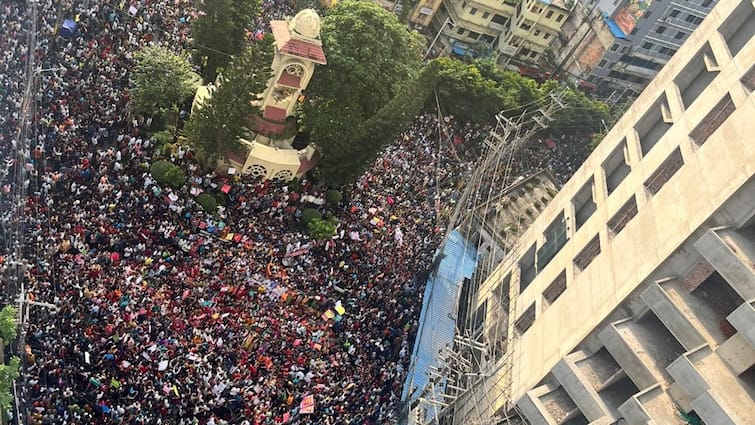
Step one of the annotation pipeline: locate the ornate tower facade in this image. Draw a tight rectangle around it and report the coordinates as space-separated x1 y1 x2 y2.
248 10 327 155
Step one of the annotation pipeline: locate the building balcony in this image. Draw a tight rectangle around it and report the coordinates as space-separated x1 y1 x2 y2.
518 8 564 32
660 16 700 32
643 32 684 48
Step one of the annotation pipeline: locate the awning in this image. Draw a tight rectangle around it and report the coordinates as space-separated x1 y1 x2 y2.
452 45 468 55
603 13 626 39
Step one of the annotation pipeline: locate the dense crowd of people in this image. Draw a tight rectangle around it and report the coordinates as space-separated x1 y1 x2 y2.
0 1 590 424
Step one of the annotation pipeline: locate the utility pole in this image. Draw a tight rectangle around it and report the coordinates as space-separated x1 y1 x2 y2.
424 16 453 61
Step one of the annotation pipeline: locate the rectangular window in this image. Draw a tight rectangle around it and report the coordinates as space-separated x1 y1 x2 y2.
482 12 490 19
546 10 554 19
636 95 672 156
675 44 719 109
480 34 496 44
670 9 680 17
675 31 686 39
607 196 638 236
472 300 487 334
556 14 564 22
574 236 601 271
492 14 508 24
599 59 607 67
718 1 754 57
742 64 755 92
521 22 532 30
519 245 537 293
515 303 536 334
573 178 596 230
689 94 736 146
645 148 684 195
702 0 713 7
620 45 628 53
534 29 541 36
543 270 567 305
457 27 466 35
537 213 568 271
468 31 481 40
685 14 703 24
642 42 654 49
602 139 631 194
543 33 550 39
470 7 478 15
656 25 667 34
610 43 619 51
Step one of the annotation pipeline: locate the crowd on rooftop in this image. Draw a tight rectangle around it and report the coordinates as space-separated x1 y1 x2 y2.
0 1 590 424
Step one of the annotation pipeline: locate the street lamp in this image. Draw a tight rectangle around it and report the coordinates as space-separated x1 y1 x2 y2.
423 16 455 61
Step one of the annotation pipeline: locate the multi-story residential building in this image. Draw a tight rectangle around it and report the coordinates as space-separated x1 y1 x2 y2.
417 0 571 64
497 0 572 65
414 0 755 423
557 0 720 98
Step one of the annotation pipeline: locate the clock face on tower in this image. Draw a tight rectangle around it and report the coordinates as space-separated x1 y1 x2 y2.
284 64 305 77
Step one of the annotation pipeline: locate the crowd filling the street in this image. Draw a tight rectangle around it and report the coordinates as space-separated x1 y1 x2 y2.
0 1 591 424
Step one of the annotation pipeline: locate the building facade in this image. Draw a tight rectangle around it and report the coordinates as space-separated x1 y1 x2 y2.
418 0 571 64
432 0 755 423
558 0 720 98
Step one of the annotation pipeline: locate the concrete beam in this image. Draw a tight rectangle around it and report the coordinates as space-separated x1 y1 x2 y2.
598 320 658 390
552 358 615 422
694 230 755 300
640 282 707 350
726 299 755 349
516 387 558 425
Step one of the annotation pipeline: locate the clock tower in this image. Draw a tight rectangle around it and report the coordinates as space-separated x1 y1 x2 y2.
253 9 327 149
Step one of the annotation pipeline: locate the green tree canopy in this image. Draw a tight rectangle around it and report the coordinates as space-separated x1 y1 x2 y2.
0 356 19 411
0 305 16 344
301 0 424 183
184 36 275 166
540 80 611 138
130 46 200 117
193 0 261 82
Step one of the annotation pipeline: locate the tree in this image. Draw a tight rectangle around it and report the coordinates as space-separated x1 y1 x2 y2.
307 218 337 240
130 46 200 122
184 36 275 166
193 0 261 82
540 80 610 138
431 57 509 124
0 356 18 412
150 160 186 188
301 0 424 183
0 306 16 344
197 193 218 212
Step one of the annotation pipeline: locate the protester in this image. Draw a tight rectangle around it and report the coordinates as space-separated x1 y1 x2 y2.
0 2 587 424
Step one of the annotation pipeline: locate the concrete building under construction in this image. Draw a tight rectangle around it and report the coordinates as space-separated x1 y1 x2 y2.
417 0 755 423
